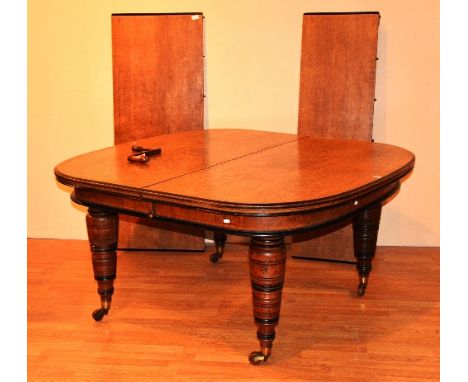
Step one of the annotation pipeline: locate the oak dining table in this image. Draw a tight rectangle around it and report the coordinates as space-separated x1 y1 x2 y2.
54 129 415 365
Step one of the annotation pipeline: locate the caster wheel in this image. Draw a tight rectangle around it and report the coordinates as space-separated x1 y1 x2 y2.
357 283 367 297
248 351 267 365
210 253 221 263
92 308 108 321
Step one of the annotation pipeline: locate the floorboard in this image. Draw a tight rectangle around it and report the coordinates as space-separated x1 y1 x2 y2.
28 239 439 381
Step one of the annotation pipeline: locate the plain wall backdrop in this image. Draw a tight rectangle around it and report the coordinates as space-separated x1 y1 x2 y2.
28 0 440 246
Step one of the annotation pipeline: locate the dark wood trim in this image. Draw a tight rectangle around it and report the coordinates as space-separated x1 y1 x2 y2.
353 203 382 296
71 179 401 219
70 181 400 237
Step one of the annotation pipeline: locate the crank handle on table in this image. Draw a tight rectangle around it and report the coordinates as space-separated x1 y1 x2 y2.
127 153 150 163
131 146 162 157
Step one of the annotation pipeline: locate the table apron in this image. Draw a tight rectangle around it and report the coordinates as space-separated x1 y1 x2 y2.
72 181 399 235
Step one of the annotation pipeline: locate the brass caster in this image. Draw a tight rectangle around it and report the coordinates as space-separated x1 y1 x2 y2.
248 351 269 365
357 283 367 297
210 252 222 263
92 308 109 321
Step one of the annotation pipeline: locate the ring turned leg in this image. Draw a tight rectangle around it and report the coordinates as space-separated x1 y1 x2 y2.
210 232 227 263
86 208 119 321
353 203 382 297
248 235 286 365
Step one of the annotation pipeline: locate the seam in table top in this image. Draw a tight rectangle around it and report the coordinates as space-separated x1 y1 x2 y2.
141 135 310 190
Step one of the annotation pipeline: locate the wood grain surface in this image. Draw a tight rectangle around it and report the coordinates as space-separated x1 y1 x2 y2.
112 13 204 143
55 129 297 192
297 13 380 139
28 239 439 381
112 13 205 250
55 129 414 207
294 12 380 262
145 135 413 205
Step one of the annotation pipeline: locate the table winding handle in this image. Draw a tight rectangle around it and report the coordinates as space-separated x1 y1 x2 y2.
127 153 150 163
128 147 162 163
131 145 162 156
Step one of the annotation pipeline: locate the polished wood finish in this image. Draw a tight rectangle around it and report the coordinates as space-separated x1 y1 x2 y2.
142 180 398 234
55 131 413 234
55 130 413 209
112 13 205 250
353 203 382 296
55 130 296 193
54 129 415 363
249 236 287 364
143 137 410 206
28 239 439 380
294 12 380 262
85 208 119 320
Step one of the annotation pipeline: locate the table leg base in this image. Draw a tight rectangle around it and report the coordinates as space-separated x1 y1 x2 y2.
249 235 286 365
357 275 368 297
91 296 112 321
86 208 119 322
92 308 109 321
353 204 382 297
210 232 227 263
248 347 271 365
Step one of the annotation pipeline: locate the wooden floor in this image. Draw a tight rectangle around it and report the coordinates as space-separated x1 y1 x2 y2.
28 239 439 381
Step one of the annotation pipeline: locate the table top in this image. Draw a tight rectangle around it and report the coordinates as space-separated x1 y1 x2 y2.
55 129 414 211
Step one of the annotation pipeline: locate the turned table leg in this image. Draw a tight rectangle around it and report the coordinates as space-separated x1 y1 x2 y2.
210 232 227 263
353 203 382 297
86 208 119 321
248 235 286 365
